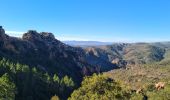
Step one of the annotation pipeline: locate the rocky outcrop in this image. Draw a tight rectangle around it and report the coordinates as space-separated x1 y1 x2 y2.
0 26 5 34
22 30 56 42
0 26 9 40
40 32 55 40
112 58 127 68
22 30 41 41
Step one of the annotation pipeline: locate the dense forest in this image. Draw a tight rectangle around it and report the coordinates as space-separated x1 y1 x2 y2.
0 58 75 100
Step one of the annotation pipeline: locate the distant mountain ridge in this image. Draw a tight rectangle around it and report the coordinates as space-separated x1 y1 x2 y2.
63 41 113 47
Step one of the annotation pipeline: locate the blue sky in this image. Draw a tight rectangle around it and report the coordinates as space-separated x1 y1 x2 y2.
0 0 170 42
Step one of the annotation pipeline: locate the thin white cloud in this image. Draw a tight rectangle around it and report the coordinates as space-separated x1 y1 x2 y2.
56 36 132 42
57 36 90 41
6 31 24 37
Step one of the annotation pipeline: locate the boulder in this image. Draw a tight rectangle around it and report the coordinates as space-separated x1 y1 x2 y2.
136 88 143 94
155 82 165 90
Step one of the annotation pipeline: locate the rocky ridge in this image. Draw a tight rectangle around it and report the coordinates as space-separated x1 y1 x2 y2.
0 26 117 82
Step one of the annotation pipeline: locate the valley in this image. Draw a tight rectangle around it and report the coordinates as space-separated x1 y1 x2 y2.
0 26 170 100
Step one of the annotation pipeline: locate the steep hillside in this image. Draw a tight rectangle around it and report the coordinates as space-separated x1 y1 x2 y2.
106 63 170 90
160 49 170 64
104 56 170 99
83 43 166 66
70 69 170 100
84 43 127 68
124 43 165 64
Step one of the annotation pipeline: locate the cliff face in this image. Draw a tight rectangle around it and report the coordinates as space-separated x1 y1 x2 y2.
0 27 105 82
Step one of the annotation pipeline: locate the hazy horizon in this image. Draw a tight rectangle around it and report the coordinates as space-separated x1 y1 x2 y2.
4 31 170 43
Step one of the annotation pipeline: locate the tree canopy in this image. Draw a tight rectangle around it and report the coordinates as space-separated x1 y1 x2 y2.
69 74 131 100
0 58 75 100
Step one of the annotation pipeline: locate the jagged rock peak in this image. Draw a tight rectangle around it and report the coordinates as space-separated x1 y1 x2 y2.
0 26 9 40
22 30 41 41
27 30 38 34
0 26 5 34
40 32 55 40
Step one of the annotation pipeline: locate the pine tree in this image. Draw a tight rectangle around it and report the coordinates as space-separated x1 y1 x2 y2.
53 74 60 84
0 73 16 100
